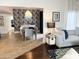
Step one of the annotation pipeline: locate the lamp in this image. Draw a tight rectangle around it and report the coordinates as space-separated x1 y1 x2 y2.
47 22 55 28
47 22 55 34
25 10 32 18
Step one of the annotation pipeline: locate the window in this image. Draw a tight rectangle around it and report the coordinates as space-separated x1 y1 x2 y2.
66 11 76 30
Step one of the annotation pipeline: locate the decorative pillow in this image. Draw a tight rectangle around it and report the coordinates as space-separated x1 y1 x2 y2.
62 30 68 39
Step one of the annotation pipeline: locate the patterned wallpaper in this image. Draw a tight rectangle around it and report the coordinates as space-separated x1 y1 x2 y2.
13 9 41 32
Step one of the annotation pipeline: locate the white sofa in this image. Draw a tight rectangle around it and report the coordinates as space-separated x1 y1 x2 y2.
55 30 79 47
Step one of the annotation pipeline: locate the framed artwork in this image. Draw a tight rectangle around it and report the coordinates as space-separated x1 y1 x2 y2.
0 16 4 26
52 12 60 22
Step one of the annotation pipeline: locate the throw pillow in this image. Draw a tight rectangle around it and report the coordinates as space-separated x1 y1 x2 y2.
62 30 68 39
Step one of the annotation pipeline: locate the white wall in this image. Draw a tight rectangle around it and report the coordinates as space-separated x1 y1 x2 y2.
0 14 13 34
4 15 13 33
0 0 68 34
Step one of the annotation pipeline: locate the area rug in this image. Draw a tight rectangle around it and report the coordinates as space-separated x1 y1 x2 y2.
48 45 79 59
48 46 79 59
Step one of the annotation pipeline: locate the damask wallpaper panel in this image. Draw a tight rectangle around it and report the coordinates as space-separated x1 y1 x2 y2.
13 9 42 33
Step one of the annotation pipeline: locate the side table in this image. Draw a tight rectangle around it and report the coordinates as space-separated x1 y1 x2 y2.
45 33 56 45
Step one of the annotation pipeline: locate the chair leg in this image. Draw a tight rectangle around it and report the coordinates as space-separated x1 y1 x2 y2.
35 32 37 40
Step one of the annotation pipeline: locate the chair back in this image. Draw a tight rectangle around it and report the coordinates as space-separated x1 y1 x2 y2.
25 29 33 38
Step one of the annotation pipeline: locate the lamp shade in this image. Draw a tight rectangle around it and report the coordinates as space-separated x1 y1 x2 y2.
47 22 55 28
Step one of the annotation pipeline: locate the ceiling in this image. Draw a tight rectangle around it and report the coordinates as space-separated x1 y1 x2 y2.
0 6 13 15
0 6 43 15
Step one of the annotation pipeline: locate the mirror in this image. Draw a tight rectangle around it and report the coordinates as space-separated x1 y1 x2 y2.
24 10 33 24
